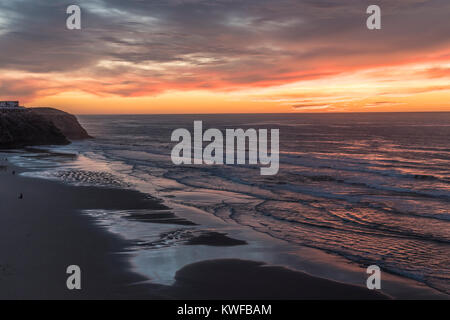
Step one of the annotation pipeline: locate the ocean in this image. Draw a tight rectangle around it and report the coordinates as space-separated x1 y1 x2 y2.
10 113 450 295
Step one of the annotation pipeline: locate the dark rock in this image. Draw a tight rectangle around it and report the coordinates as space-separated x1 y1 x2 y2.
30 108 92 140
0 107 92 149
0 109 70 148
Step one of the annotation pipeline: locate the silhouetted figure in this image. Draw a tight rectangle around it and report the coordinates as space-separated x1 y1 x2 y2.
18 193 23 200
12 170 15 175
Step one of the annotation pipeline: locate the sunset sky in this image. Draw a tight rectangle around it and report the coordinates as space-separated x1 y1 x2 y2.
1 0 450 114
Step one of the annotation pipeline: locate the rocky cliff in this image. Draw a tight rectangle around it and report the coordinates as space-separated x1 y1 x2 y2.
30 108 91 140
0 108 90 149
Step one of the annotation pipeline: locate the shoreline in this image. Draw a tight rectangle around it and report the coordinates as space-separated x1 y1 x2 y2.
0 160 163 299
0 154 446 299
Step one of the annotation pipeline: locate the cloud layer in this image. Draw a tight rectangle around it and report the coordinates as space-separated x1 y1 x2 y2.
0 0 449 112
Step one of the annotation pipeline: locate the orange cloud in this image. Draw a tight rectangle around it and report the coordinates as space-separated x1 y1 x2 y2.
1 1 450 113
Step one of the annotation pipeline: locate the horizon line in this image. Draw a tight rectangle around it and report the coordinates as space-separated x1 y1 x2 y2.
72 111 450 116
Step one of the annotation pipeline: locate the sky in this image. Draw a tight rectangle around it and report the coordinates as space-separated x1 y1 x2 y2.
0 0 449 114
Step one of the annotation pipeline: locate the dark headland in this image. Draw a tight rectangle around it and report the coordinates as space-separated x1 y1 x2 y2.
0 106 91 149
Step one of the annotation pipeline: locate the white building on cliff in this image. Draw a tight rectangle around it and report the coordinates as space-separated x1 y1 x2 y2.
0 101 25 110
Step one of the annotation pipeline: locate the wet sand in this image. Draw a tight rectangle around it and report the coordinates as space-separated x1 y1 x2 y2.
0 161 388 299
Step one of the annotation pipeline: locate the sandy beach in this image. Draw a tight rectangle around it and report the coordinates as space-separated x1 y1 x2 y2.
0 160 389 300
